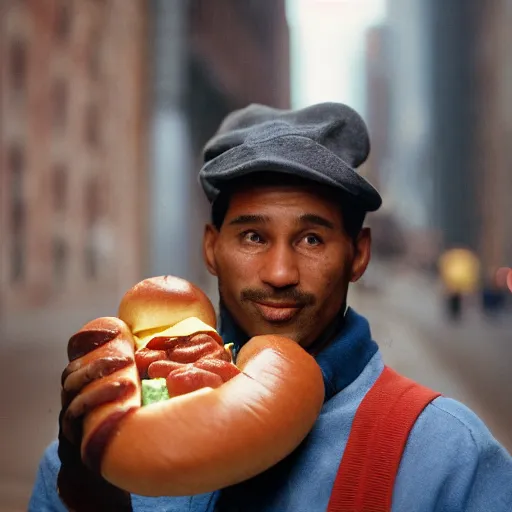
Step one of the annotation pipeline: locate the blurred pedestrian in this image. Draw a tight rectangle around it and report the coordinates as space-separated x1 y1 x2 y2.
480 266 510 318
438 247 480 321
30 103 512 511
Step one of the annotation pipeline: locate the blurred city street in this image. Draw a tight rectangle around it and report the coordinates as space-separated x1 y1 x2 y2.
2 0 512 510
351 259 512 452
1 260 511 511
0 301 114 512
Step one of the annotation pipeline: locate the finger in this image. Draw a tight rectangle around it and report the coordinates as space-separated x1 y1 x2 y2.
145 336 180 351
193 359 242 382
62 337 136 387
68 328 120 361
61 387 77 411
58 406 83 447
147 360 186 379
166 366 223 397
134 349 168 378
169 340 228 364
63 356 133 394
62 380 135 442
189 333 224 347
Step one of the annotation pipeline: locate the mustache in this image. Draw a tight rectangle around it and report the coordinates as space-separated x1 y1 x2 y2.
241 288 316 306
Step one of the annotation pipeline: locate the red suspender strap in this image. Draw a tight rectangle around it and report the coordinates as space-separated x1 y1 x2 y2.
327 366 441 512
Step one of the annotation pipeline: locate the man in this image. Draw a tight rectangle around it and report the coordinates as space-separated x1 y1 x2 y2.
30 103 512 511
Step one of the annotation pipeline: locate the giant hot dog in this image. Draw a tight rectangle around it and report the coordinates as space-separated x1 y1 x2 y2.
61 275 325 499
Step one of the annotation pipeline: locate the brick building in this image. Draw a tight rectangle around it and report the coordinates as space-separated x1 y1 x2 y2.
0 0 148 319
374 0 512 275
423 0 512 279
0 2 290 508
0 0 290 319
473 0 512 281
363 24 391 194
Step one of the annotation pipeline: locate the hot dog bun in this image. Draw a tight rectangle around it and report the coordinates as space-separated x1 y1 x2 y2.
71 275 324 497
119 276 218 347
100 335 324 496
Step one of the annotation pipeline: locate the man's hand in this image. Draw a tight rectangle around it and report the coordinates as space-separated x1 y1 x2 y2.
57 324 135 512
60 328 136 445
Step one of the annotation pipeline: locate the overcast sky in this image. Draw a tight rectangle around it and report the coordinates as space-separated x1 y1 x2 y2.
287 0 386 114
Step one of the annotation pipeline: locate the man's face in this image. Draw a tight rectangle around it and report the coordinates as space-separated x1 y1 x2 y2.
203 184 371 348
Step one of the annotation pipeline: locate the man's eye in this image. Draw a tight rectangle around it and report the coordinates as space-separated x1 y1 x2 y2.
303 234 322 246
242 231 264 244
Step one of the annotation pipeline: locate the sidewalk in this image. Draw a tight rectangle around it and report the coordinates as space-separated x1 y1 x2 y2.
0 301 118 512
360 258 512 324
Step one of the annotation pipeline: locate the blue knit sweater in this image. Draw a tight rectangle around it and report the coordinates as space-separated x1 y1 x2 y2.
29 308 512 511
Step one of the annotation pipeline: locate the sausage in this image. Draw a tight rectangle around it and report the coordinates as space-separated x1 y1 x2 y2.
90 334 324 496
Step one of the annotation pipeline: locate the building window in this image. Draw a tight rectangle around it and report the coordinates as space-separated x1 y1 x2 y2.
88 29 102 80
9 39 27 92
9 146 24 204
52 164 67 212
11 238 25 283
51 79 68 130
85 175 100 225
83 174 111 280
85 242 98 280
53 237 68 284
55 2 72 42
84 176 100 279
85 104 100 147
9 145 26 283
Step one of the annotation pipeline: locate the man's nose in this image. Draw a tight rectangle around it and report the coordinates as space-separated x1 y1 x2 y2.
259 243 300 289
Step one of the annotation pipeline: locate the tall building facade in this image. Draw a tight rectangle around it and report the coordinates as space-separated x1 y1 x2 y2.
366 0 440 266
0 1 290 509
473 0 512 280
363 24 391 194
0 0 148 318
0 0 290 317
186 0 290 298
427 0 481 253
376 0 512 273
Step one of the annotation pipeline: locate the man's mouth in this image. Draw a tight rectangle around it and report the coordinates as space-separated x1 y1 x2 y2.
252 301 303 323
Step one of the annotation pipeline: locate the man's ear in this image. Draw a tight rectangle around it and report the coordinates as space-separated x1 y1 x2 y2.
350 227 371 282
203 224 219 276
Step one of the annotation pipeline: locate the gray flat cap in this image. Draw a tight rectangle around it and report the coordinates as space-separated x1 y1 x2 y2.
199 102 382 212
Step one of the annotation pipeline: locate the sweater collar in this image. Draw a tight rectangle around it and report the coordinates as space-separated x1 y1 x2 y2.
218 305 378 401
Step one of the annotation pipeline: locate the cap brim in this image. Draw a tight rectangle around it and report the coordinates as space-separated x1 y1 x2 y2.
199 135 382 212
